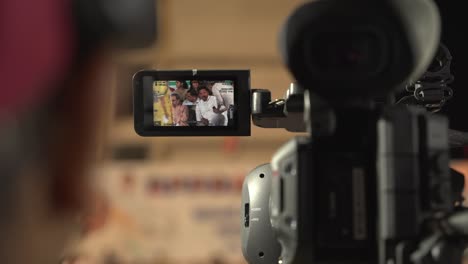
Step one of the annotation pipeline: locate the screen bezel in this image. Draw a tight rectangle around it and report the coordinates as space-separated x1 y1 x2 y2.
133 69 251 136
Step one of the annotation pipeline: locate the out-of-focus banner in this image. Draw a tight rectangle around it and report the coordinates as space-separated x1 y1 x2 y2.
63 162 250 264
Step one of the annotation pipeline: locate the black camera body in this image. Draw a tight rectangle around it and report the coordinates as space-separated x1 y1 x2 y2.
248 109 468 262
250 0 467 263
377 106 453 263
268 107 454 264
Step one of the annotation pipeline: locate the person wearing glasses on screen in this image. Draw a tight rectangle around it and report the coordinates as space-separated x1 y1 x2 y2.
196 86 225 126
170 93 188 126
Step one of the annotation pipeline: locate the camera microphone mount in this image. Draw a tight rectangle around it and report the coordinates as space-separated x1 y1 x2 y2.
251 84 306 133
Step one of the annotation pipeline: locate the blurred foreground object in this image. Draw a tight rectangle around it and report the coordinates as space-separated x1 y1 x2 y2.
0 0 156 263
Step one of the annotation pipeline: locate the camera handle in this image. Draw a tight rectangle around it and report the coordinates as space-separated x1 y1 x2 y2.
251 83 306 132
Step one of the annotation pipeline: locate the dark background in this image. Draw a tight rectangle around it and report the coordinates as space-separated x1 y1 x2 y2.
435 1 468 133
434 1 468 158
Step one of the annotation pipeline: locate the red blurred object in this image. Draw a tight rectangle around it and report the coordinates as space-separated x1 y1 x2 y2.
0 0 74 120
182 178 202 192
122 173 135 192
214 179 224 192
147 179 161 194
192 178 202 191
223 137 239 153
81 193 110 234
172 177 182 190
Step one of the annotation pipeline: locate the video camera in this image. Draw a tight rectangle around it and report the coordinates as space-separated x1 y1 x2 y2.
133 0 468 263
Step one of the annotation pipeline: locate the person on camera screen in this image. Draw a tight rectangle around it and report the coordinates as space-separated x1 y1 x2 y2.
170 93 189 126
173 80 188 101
211 81 234 112
183 89 199 126
190 80 200 92
195 86 225 126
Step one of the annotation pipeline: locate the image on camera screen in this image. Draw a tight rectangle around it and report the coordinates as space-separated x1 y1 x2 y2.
152 80 235 127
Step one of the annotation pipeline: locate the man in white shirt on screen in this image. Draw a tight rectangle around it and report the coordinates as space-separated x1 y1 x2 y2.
211 81 234 112
196 86 225 126
212 81 234 126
